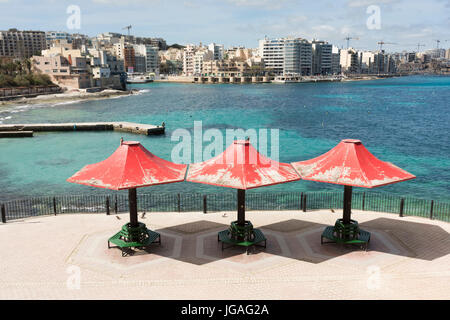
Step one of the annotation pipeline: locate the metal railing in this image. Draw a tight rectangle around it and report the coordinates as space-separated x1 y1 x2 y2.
1 191 449 223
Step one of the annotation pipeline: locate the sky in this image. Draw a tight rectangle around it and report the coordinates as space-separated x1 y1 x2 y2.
0 0 449 52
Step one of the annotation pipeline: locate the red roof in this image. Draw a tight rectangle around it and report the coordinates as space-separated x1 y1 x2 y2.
186 140 300 190
67 141 187 190
291 139 415 188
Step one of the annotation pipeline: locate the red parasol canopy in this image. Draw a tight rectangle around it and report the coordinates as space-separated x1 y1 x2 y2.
67 141 187 190
186 140 300 189
291 139 415 188
291 139 415 225
187 139 300 227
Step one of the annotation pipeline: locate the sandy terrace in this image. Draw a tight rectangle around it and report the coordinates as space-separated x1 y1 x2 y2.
0 209 449 300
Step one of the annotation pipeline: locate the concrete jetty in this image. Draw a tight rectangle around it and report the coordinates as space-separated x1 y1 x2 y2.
0 121 165 138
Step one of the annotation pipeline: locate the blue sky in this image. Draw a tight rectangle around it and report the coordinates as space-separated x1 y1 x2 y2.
0 0 449 52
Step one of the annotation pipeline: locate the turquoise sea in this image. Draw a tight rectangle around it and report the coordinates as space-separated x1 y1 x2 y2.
0 75 449 202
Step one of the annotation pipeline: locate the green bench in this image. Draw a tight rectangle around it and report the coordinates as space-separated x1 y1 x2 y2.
321 223 371 251
218 228 267 254
108 228 161 257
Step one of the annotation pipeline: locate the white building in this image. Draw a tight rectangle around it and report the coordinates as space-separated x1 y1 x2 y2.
208 43 224 60
340 48 360 73
360 51 375 73
259 38 284 74
183 44 196 76
259 37 312 75
194 49 213 75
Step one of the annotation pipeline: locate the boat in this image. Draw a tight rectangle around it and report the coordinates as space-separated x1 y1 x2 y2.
271 74 301 83
126 73 154 84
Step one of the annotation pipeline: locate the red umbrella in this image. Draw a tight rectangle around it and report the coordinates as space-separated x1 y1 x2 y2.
291 139 415 224
67 140 187 228
187 139 300 226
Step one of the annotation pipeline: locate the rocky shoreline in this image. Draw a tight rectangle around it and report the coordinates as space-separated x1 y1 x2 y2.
0 88 139 107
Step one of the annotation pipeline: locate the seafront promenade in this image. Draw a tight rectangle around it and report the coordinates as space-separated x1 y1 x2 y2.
0 210 448 299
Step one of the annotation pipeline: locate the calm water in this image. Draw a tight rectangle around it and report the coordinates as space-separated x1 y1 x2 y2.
0 75 449 201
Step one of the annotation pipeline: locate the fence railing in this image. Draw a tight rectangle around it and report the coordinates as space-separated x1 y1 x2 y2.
1 191 449 223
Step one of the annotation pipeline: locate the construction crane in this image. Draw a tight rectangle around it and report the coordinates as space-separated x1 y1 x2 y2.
122 25 132 36
344 35 359 49
434 40 440 49
377 41 396 51
416 43 425 52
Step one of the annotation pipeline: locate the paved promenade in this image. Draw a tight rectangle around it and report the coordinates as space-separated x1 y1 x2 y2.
0 210 449 299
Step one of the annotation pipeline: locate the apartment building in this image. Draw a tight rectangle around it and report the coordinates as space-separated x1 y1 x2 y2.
123 46 135 73
331 46 341 74
259 37 312 75
202 60 250 77
183 44 196 76
360 51 375 73
134 44 160 74
312 40 332 75
46 31 72 49
340 48 360 73
259 38 284 74
0 29 47 58
193 49 213 75
32 54 92 89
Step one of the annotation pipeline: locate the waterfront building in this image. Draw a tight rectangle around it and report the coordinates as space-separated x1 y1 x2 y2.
298 39 313 75
259 37 312 76
0 29 47 58
259 38 284 74
183 44 196 76
312 40 332 75
340 48 360 73
446 49 450 60
106 54 125 74
134 54 146 73
134 44 160 74
193 49 213 76
201 60 250 77
331 46 341 74
33 45 122 90
360 51 375 74
123 46 135 73
32 54 92 89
